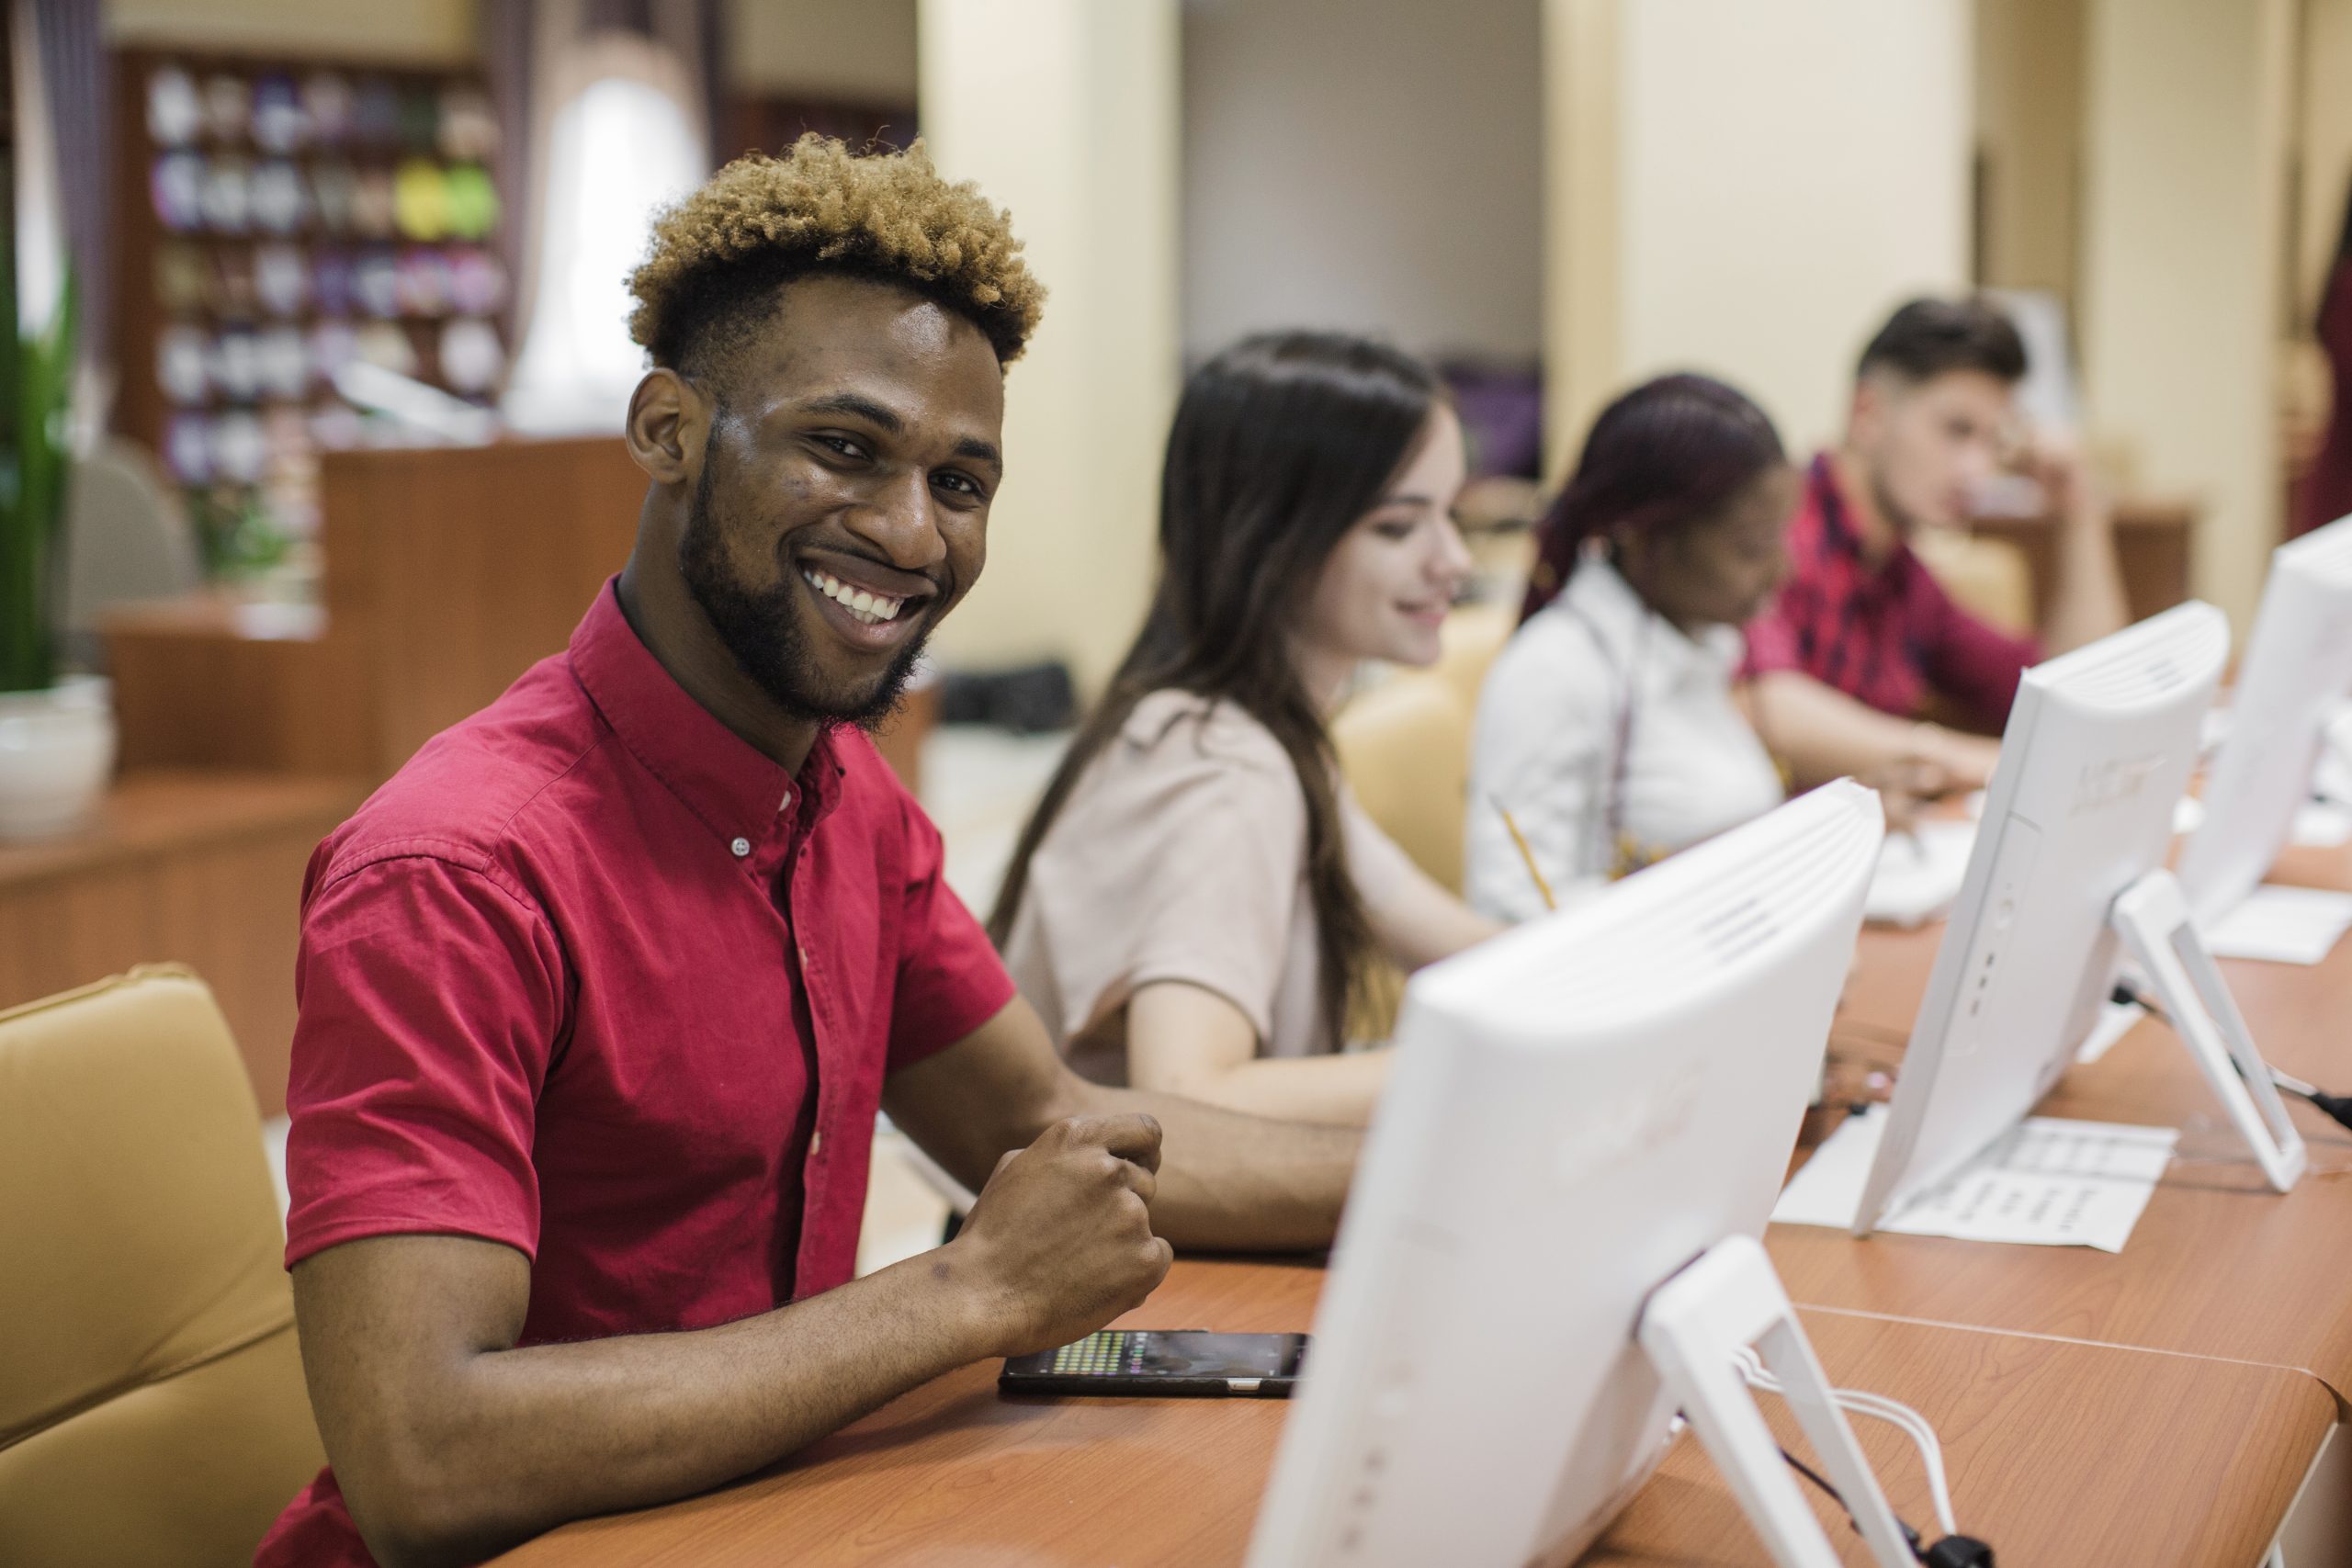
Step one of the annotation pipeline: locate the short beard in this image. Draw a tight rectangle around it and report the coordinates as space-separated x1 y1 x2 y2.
1864 462 1922 539
677 459 932 732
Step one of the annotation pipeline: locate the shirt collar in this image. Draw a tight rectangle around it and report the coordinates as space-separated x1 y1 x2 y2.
1814 452 1919 589
1561 555 1742 695
567 578 847 853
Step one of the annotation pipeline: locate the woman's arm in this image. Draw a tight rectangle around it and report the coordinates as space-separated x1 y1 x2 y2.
1737 671 1999 793
1123 978 1393 1127
1355 830 1503 969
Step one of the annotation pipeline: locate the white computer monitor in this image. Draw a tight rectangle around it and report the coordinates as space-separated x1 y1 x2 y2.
1854 603 2237 1235
1247 781 1883 1568
2176 514 2352 926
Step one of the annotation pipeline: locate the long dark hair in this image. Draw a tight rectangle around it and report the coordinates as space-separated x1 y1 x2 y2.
989 332 1446 1046
1521 373 1786 623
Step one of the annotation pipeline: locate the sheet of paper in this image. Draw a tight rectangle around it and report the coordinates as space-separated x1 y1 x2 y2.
1771 1106 2178 1253
2075 998 2146 1065
1863 820 1976 928
2290 800 2352 849
2199 885 2352 965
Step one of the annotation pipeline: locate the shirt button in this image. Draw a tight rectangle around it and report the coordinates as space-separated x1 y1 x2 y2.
809 1130 825 1156
730 836 752 858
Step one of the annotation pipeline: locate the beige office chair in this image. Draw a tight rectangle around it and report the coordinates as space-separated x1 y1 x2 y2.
1432 600 1517 712
59 436 203 669
1911 528 2036 636
0 965 323 1567
1332 668 1476 896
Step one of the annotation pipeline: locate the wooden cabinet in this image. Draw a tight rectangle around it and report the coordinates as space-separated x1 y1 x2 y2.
0 773 364 1116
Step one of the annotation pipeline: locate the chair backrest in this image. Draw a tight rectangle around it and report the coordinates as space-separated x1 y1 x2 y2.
1432 600 1516 710
1911 528 2035 635
1333 669 1476 894
61 436 202 667
0 966 322 1567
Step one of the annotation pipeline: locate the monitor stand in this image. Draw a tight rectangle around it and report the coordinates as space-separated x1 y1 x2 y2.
1638 1235 1917 1568
2109 868 2307 1191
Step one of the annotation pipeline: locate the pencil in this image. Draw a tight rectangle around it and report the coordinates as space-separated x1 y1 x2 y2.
1494 801 1558 913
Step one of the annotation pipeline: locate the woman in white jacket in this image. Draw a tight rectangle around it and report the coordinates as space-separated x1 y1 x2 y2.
1467 374 1798 921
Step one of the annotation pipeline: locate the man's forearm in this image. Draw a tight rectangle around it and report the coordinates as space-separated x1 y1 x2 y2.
311 1243 998 1568
2042 506 2129 654
1134 1047 1390 1131
1744 671 1922 787
1080 1080 1359 1251
883 998 1359 1255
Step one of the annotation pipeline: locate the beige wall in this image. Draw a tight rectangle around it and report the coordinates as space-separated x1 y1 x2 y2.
1545 0 1973 470
1180 0 1543 364
916 0 1179 691
726 0 917 101
2079 0 2293 627
107 0 478 60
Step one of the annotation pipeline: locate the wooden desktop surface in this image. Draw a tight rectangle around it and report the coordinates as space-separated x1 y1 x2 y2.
484 827 2352 1566
492 1255 2330 1568
1775 837 2352 1402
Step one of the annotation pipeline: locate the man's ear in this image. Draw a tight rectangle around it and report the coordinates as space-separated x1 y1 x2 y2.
1847 375 1884 449
624 367 709 489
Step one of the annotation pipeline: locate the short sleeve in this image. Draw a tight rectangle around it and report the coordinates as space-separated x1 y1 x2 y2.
1012 716 1309 1049
1914 574 2041 729
283 855 568 1269
886 793 1019 1072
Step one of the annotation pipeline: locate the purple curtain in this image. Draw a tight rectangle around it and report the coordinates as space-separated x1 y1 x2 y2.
24 0 109 368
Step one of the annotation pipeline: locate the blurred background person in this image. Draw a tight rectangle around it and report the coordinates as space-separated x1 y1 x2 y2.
1465 373 1793 922
2298 175 2352 538
1738 297 2128 794
990 333 1500 1127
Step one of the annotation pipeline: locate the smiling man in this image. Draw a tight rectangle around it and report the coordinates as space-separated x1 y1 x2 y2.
256 139 1359 1568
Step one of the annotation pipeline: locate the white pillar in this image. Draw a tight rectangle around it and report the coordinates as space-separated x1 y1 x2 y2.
1543 0 1973 472
2079 0 2295 626
916 0 1180 694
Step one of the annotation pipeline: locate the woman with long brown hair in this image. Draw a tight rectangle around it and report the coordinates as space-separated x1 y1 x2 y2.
989 332 1499 1127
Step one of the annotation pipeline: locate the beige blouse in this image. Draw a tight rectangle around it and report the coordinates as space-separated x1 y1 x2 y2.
1001 688 1424 1084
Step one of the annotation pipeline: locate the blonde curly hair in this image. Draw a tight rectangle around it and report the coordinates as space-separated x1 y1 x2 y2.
626 135 1045 378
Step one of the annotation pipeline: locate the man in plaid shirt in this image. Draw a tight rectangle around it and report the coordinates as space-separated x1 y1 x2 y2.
1739 298 2127 793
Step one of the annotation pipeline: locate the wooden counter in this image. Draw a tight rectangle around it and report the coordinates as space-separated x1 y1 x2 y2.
0 771 366 1116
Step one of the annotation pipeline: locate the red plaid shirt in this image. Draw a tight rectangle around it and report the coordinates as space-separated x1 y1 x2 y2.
1743 454 2040 728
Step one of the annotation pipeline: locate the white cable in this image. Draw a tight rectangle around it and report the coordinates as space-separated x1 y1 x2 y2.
1733 1348 1960 1539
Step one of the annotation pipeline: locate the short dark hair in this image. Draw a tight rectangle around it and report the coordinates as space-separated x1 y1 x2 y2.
1856 297 2027 387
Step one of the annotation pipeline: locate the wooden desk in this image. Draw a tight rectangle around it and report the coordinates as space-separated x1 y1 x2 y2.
1775 838 2352 1402
1971 500 2195 626
491 1257 2330 1567
0 770 365 1115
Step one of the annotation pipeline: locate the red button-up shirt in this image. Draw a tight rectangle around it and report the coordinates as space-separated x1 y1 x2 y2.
1743 454 2041 728
255 580 1015 1567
